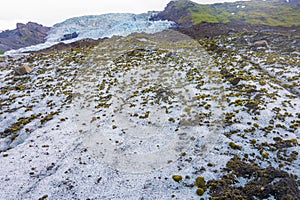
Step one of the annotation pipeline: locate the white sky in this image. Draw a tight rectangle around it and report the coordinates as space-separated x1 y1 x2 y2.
0 0 246 30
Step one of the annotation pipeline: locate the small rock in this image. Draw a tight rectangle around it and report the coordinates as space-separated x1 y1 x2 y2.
14 65 32 75
38 194 48 200
252 40 269 48
230 77 242 85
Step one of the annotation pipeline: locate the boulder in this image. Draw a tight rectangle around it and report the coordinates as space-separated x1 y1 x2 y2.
252 40 269 48
0 22 50 52
61 32 79 41
14 66 33 75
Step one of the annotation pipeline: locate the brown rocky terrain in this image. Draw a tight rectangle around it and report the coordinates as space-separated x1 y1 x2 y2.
176 20 300 39
152 0 300 39
24 38 108 54
0 22 50 52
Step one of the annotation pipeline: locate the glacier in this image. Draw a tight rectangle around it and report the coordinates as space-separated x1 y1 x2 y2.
6 12 175 54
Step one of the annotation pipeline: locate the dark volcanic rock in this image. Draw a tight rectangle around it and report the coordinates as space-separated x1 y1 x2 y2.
0 22 50 52
176 21 300 40
61 32 79 41
25 38 108 54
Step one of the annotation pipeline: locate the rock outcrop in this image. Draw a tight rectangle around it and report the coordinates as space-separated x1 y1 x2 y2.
0 22 50 52
150 0 195 27
25 38 108 54
60 32 79 41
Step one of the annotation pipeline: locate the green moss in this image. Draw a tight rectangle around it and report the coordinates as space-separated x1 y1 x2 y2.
10 134 18 141
233 99 243 106
195 176 206 188
1 114 42 138
278 163 284 168
196 188 205 196
40 111 59 124
261 151 269 159
204 104 211 110
229 142 242 150
224 112 235 125
168 117 175 123
288 138 298 144
172 175 183 182
250 139 256 145
196 94 210 99
139 111 150 119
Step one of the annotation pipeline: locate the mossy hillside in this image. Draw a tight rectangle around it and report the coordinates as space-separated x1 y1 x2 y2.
167 31 298 199
169 0 300 26
0 44 95 151
77 31 228 175
233 0 300 26
0 30 299 199
202 32 299 146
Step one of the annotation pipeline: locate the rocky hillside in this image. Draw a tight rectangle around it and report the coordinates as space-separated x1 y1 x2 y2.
0 22 50 52
177 20 300 39
152 0 300 27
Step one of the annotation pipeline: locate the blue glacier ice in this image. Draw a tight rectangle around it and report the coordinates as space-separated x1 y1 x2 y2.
47 12 175 42
6 12 175 54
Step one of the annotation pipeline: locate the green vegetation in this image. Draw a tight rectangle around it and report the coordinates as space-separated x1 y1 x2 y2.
228 141 242 150
172 0 300 26
0 50 4 55
207 155 300 199
172 174 183 182
195 176 206 188
196 188 205 196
